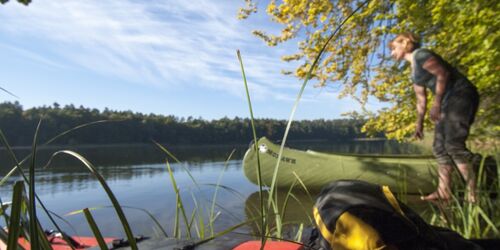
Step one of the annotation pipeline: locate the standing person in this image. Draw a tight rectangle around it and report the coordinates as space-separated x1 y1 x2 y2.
388 33 480 202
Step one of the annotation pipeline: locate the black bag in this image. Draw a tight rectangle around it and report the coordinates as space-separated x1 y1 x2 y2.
308 180 484 250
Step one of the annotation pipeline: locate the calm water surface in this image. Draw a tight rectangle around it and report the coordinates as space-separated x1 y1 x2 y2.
0 140 427 239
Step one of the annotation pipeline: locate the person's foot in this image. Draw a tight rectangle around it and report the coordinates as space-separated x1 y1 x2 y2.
466 190 477 203
421 190 451 201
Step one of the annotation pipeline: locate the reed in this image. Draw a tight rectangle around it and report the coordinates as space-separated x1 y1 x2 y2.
0 120 140 249
83 208 109 250
154 142 253 241
208 149 236 236
238 48 314 244
1 5 497 246
66 205 169 238
236 0 370 244
165 159 192 239
28 119 42 249
1 123 78 249
6 181 24 250
237 49 267 246
44 150 138 249
426 153 499 239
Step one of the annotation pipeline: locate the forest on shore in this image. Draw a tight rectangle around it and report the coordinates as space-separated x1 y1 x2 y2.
0 102 372 146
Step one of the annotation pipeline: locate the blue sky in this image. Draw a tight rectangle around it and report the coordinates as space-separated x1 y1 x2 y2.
0 0 384 120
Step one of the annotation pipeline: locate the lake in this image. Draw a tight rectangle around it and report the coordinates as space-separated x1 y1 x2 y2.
0 140 429 241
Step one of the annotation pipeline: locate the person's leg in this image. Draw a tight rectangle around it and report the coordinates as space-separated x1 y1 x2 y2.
444 88 480 202
422 165 453 200
422 121 454 200
456 163 476 202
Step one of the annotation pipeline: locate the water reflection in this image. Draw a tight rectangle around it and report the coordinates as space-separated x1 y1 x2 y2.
0 144 247 171
243 190 432 235
0 139 426 173
0 140 429 238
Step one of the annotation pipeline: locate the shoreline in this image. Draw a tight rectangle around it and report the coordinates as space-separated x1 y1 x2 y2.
1 138 387 150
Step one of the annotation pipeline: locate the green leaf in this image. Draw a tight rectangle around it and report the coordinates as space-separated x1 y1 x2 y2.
7 181 24 250
83 208 109 250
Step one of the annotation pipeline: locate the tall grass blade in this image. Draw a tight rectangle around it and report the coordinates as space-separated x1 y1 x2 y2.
209 149 236 235
153 140 199 189
237 50 267 246
30 208 78 250
195 198 205 239
201 184 246 202
35 220 53 250
234 0 371 242
191 219 256 248
201 184 246 222
19 196 30 242
173 193 180 238
188 204 199 238
0 127 74 249
36 197 76 250
7 181 24 250
0 120 114 186
268 195 282 237
123 206 169 238
0 86 19 98
0 129 74 249
294 223 304 243
475 155 488 191
43 150 137 249
165 159 192 239
152 140 182 163
28 119 42 250
291 172 314 203
67 205 168 238
288 193 313 224
476 206 499 235
280 179 298 226
83 208 109 250
267 0 372 210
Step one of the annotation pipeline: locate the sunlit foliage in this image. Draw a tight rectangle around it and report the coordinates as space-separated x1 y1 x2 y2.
239 0 499 142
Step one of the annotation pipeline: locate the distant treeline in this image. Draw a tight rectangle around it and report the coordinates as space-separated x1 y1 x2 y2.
0 102 373 146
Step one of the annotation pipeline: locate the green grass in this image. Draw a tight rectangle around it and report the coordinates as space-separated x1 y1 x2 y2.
235 0 371 244
0 121 139 249
0 0 497 246
424 153 500 239
234 0 499 243
153 142 255 242
0 120 497 250
237 49 267 246
83 208 109 250
0 121 254 249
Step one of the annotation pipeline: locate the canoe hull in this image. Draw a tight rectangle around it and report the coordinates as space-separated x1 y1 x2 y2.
243 137 438 194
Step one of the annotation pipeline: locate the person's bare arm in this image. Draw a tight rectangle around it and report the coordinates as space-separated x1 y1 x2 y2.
422 56 450 122
413 84 426 140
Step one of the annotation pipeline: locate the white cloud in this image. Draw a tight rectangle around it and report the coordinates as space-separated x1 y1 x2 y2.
0 0 381 120
0 0 303 99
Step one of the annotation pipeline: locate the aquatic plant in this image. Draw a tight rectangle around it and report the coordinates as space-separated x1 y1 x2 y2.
236 0 371 245
425 154 500 238
0 121 139 249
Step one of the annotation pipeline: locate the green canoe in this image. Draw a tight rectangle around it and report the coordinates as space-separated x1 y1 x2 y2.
243 137 438 194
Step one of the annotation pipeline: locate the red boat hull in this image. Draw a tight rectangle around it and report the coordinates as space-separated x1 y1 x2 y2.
233 240 303 250
17 236 115 250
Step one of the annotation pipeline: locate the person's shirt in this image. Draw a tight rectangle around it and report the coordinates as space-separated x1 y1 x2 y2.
411 48 475 103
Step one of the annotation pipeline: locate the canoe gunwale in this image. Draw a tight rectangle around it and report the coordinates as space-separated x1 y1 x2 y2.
243 137 438 194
